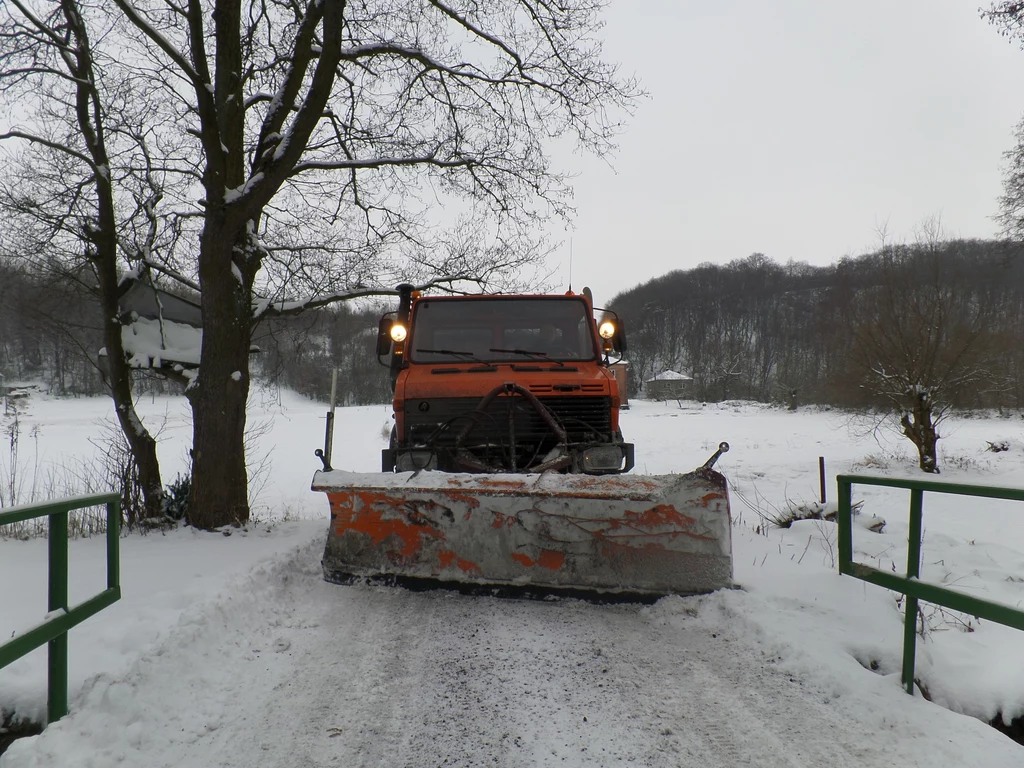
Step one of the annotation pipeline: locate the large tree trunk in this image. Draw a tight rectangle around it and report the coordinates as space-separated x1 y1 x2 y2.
900 392 940 473
185 224 253 529
181 0 253 530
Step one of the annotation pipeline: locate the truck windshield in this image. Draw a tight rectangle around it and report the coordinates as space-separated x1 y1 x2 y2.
408 297 597 364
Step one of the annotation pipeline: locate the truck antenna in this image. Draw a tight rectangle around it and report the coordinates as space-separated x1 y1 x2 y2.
568 239 573 292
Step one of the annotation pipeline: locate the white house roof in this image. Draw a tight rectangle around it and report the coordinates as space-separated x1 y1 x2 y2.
647 370 693 382
120 316 202 369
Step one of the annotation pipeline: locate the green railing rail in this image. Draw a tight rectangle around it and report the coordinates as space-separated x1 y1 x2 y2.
0 493 121 723
837 474 1024 695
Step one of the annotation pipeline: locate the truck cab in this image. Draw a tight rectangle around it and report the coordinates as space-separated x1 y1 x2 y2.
377 287 631 475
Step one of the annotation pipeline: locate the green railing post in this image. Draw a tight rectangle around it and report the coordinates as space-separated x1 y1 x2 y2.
837 478 852 572
901 489 924 695
1 492 121 727
47 509 69 723
107 500 120 590
835 473 1024 699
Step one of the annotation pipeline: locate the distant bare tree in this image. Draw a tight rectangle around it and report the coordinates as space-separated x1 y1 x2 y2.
846 240 995 472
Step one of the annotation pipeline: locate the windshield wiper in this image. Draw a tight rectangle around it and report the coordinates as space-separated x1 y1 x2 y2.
416 348 486 363
488 347 565 367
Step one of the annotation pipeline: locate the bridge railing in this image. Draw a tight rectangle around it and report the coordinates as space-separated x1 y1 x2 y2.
836 474 1024 694
0 493 121 723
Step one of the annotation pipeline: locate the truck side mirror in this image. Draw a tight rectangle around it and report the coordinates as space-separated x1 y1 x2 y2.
376 315 394 359
614 319 627 355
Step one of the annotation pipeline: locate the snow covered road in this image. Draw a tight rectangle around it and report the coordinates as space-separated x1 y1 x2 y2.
5 534 1019 768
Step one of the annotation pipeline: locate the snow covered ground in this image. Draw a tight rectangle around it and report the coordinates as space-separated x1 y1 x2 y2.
1 391 1023 765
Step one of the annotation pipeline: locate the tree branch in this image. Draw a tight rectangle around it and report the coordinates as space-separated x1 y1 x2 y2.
0 130 98 171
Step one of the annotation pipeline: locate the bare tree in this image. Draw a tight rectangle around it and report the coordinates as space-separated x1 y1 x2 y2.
61 0 634 528
983 5 1024 238
846 240 995 472
3 1 637 528
983 3 1024 46
991 114 1024 240
0 0 175 518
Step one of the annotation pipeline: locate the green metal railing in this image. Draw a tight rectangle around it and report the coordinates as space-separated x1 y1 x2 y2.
0 493 121 723
837 474 1024 695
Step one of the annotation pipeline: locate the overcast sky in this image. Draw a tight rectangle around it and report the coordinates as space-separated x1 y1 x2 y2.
553 0 1024 305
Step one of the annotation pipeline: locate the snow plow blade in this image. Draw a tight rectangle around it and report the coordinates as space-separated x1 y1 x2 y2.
313 469 732 597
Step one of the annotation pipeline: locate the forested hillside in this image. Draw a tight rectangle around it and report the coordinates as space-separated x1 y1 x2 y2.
4 239 1022 412
609 239 1024 407
0 260 101 394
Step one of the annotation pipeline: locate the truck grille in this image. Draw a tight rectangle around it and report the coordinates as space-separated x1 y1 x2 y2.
405 395 613 448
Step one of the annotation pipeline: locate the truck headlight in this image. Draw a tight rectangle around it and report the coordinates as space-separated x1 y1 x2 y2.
389 322 408 342
582 445 624 472
598 321 616 339
396 450 436 471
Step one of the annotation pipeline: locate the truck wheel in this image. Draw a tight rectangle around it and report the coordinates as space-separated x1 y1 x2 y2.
381 426 398 472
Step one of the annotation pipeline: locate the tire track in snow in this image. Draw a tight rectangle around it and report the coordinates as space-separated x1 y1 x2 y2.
208 586 655 767
183 569 894 767
591 602 889 768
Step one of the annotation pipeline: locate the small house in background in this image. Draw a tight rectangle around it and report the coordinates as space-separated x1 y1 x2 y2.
644 370 693 401
104 278 258 382
609 360 629 409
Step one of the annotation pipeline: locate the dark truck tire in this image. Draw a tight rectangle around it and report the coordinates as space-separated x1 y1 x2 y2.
382 426 398 472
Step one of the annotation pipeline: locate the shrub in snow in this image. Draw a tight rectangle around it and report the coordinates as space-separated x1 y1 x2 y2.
162 474 191 522
0 709 43 755
765 499 884 533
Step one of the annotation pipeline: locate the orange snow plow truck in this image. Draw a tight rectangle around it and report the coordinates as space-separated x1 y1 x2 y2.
312 285 733 598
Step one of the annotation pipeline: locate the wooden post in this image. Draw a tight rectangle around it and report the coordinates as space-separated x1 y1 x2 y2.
324 368 338 467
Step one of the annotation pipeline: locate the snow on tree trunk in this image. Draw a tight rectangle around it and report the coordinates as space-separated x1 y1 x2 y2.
900 391 940 474
96 243 165 521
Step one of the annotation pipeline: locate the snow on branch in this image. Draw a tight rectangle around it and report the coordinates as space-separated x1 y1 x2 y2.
289 153 475 176
251 276 480 320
